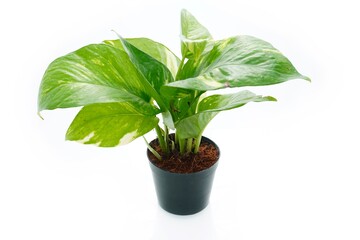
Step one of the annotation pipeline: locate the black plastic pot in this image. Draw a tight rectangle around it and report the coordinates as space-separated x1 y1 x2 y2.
147 136 220 215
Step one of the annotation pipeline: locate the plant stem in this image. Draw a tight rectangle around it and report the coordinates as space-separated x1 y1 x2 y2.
186 138 193 153
194 132 203 154
164 125 169 149
194 91 201 114
179 137 186 154
155 125 168 154
171 140 175 151
143 137 161 160
175 131 179 146
175 55 186 81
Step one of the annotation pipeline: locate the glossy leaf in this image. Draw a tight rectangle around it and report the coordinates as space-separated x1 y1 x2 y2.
175 90 276 139
180 9 212 59
176 40 215 81
198 90 276 112
175 112 217 140
105 37 178 127
103 38 180 78
116 36 173 109
166 35 310 91
66 102 159 147
38 9 310 153
38 44 154 112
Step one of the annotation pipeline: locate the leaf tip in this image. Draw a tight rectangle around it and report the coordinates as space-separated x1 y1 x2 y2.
37 111 44 120
265 96 277 102
111 29 123 40
303 75 312 82
181 8 189 15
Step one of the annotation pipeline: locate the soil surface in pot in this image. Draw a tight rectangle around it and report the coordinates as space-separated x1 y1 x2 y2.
148 135 219 174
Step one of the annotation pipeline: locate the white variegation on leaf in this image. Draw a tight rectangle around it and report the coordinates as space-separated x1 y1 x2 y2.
38 44 155 111
180 9 213 60
66 102 159 147
166 35 310 92
103 38 180 78
38 9 309 155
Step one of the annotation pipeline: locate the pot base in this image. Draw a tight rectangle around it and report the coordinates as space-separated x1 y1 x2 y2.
147 136 220 215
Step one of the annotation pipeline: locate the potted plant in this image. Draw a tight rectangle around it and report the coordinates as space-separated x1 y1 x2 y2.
38 9 310 215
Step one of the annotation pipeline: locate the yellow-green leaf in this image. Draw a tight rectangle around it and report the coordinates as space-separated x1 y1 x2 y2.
180 9 212 59
38 44 154 112
175 90 276 139
166 35 310 91
66 102 159 147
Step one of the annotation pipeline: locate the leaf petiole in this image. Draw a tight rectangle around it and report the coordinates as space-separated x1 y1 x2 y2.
186 138 193 153
155 125 168 154
194 131 203 154
143 137 162 160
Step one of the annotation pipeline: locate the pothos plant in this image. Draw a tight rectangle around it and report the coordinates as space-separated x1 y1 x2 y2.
38 9 310 160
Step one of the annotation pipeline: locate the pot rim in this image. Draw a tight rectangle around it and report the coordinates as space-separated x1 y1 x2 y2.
147 135 220 175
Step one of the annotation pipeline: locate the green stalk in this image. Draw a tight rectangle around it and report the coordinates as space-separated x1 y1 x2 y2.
164 125 169 149
193 132 203 154
186 138 193 153
175 52 186 81
173 50 187 155
179 137 186 154
175 131 179 146
143 137 161 160
194 91 201 114
171 140 175 151
155 125 168 154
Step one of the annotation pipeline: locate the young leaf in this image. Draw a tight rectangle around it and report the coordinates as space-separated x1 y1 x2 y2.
180 9 212 59
38 44 153 112
116 36 173 104
66 102 159 147
166 35 310 91
114 36 179 128
104 38 180 78
175 90 276 139
198 90 276 112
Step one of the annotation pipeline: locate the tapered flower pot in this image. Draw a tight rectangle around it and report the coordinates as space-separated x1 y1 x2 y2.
147 136 220 215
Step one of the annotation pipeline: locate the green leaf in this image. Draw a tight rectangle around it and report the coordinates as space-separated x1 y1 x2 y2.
175 90 276 139
166 35 310 91
115 36 173 103
176 40 216 81
66 102 159 147
175 112 217 140
38 44 154 112
114 36 178 128
198 90 276 112
180 9 212 59
104 38 180 79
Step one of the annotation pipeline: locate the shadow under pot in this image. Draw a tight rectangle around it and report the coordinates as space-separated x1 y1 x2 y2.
147 135 220 215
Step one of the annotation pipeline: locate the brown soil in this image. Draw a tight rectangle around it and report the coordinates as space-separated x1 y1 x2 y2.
148 135 220 174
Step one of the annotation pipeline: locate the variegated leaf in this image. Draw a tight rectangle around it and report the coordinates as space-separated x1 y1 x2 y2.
104 38 180 78
66 102 159 147
38 44 153 112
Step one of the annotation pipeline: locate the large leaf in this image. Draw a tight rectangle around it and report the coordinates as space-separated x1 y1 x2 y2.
38 44 155 112
104 38 180 78
180 9 212 59
166 35 310 91
66 102 159 147
175 90 276 139
116 36 179 128
115 36 173 108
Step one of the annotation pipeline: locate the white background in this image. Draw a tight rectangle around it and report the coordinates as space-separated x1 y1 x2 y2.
1 0 359 239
